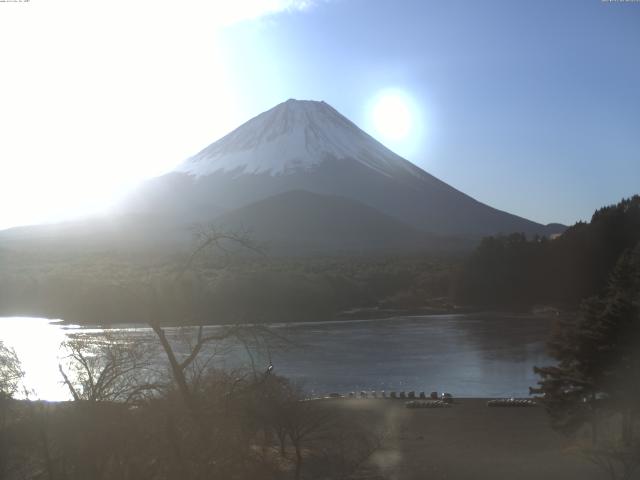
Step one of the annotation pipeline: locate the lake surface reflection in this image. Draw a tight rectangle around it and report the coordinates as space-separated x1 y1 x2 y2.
0 313 554 400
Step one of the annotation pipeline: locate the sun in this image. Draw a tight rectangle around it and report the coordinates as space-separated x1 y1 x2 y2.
371 90 414 141
366 88 425 159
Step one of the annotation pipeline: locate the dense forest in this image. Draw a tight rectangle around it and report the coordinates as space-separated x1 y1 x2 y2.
454 196 640 309
1 196 638 325
532 219 640 479
0 250 458 325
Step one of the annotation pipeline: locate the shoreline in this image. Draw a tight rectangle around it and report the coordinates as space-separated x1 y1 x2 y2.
0 306 561 329
60 306 479 327
0 292 573 328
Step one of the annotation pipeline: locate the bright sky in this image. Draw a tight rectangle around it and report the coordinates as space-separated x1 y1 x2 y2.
1 0 639 229
0 0 315 229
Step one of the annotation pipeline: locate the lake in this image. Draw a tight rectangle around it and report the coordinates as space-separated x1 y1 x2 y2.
0 313 555 401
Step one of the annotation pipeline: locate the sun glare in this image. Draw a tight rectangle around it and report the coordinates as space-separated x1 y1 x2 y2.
371 91 413 140
367 88 424 159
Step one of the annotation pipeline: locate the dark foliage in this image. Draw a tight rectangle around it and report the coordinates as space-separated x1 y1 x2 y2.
0 372 382 480
455 195 640 308
0 253 458 325
533 244 640 478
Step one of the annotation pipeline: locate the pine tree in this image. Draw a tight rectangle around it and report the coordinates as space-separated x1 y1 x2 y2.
533 243 640 445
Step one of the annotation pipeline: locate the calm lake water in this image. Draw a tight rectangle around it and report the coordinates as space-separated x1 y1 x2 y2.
0 313 555 401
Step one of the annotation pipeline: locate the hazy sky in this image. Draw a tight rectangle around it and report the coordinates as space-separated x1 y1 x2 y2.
1 0 638 229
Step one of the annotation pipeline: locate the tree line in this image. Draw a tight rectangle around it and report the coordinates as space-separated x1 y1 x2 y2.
454 195 640 309
0 251 457 325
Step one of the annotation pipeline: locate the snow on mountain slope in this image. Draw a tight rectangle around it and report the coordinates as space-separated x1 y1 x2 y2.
125 98 565 239
176 99 423 179
0 99 565 257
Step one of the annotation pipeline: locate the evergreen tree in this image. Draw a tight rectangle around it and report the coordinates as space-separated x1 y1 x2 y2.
455 195 640 308
533 243 640 444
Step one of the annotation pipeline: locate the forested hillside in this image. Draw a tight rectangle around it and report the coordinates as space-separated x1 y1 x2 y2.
455 196 640 308
0 251 457 325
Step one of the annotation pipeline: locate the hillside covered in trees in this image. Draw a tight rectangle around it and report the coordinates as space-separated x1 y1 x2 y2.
0 250 457 325
455 196 640 309
2 196 638 325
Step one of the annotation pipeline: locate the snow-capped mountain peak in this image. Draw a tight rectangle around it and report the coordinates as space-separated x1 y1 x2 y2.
121 98 564 239
175 99 421 178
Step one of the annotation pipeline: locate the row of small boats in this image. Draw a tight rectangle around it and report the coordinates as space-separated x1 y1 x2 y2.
328 391 453 402
487 398 537 407
405 400 452 409
325 392 537 407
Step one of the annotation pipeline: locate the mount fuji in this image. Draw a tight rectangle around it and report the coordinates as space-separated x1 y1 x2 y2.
1 99 564 254
123 99 562 248
176 99 425 178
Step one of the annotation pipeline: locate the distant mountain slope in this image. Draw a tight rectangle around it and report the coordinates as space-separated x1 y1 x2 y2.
1 98 564 257
213 190 445 254
0 214 192 254
125 99 564 238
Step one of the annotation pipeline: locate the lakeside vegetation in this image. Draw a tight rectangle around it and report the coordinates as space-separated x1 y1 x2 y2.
0 196 638 479
455 195 640 310
0 367 383 479
530 238 640 479
0 197 638 327
0 251 458 325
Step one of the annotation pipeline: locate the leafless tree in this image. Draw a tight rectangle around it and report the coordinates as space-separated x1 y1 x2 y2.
58 331 161 404
0 343 22 401
144 226 270 420
0 343 23 480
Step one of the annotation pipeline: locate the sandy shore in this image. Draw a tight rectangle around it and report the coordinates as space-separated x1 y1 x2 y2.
330 398 601 480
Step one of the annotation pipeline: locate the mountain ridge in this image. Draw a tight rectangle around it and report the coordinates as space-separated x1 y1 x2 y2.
125 98 563 239
213 189 461 254
175 99 425 179
1 98 565 255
